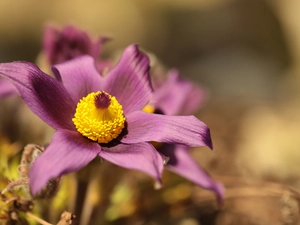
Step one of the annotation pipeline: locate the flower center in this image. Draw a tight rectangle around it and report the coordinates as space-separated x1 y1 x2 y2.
72 91 126 143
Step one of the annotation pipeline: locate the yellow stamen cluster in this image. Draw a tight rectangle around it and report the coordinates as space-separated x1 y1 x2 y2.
72 91 126 143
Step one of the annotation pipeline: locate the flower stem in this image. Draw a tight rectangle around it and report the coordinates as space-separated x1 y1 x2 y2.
79 176 99 225
26 212 52 225
74 179 89 222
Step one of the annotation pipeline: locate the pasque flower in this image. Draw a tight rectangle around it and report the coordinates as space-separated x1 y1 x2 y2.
0 45 213 196
43 24 111 72
151 69 206 116
147 69 224 202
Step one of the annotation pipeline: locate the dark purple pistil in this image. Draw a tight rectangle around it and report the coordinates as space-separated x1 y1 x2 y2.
94 92 111 109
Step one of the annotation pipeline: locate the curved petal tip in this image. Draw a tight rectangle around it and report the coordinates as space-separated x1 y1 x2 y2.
203 126 213 150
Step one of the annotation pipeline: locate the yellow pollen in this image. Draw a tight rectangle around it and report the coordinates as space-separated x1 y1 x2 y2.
142 104 155 113
72 91 126 143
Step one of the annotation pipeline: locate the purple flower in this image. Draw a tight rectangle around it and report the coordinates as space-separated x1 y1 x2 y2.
147 69 224 202
0 77 18 98
43 25 111 72
151 69 207 115
0 45 212 196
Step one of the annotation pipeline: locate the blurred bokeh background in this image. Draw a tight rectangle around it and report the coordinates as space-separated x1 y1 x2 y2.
1 0 300 224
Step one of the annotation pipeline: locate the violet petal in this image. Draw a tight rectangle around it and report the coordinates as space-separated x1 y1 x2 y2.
95 59 112 74
103 44 152 114
29 129 100 195
160 144 224 203
153 69 206 115
52 56 103 104
100 142 163 184
0 78 18 98
0 62 76 130
180 83 206 115
122 111 213 149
